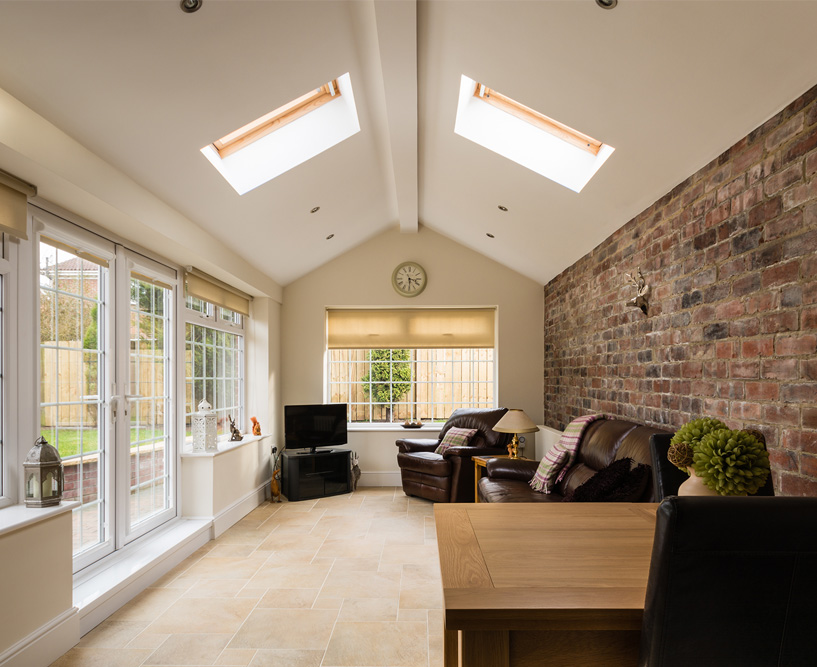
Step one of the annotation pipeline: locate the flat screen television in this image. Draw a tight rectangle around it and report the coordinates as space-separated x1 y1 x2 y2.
284 403 348 453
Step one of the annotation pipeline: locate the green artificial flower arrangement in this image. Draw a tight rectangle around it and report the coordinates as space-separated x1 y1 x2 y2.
667 417 771 496
667 417 728 470
692 428 770 496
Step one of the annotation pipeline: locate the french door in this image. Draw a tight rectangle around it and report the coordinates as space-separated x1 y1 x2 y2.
37 212 176 571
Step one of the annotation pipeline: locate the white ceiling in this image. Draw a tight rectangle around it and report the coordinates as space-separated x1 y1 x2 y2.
0 1 816 291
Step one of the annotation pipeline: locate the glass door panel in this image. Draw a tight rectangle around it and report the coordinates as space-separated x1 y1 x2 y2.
39 238 112 564
121 259 174 542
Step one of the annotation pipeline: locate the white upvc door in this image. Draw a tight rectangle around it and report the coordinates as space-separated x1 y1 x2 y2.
114 247 176 545
36 211 177 572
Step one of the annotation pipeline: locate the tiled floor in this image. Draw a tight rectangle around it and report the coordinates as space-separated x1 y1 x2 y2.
51 488 443 667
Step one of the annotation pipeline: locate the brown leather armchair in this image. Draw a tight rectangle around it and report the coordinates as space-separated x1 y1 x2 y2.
396 408 512 503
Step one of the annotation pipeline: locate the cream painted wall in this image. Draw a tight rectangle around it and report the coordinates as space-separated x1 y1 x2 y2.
281 226 544 482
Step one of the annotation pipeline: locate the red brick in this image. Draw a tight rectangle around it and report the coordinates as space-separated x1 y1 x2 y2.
803 408 817 429
731 360 759 379
681 362 703 378
765 113 804 151
703 398 729 418
780 384 817 403
776 334 817 356
764 162 803 196
762 260 800 288
741 338 774 358
804 359 817 381
761 311 799 334
715 299 745 320
769 448 799 472
745 382 780 401
761 358 799 380
732 401 762 421
691 380 717 396
763 404 800 426
803 306 817 329
782 429 817 453
801 454 817 478
779 472 817 496
745 292 777 315
715 341 735 359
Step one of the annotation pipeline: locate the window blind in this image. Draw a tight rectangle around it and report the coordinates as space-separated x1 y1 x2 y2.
326 308 496 349
185 268 252 316
0 181 29 240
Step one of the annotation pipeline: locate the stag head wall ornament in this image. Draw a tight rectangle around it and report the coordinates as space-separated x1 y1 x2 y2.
626 268 650 315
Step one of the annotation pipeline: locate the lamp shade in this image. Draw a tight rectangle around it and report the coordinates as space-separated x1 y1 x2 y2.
493 409 539 434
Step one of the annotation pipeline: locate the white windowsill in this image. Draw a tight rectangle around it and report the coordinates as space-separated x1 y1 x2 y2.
0 500 79 538
180 433 269 458
73 517 210 615
348 424 443 433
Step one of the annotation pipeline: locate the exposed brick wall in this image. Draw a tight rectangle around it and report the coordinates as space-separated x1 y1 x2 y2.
544 84 817 496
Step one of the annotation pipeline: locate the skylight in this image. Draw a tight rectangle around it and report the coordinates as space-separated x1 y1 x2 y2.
201 73 360 195
454 75 614 193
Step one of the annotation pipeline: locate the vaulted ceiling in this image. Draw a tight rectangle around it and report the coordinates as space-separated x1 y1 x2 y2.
1 1 816 295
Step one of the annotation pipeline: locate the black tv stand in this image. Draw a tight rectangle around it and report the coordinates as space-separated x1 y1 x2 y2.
282 449 351 501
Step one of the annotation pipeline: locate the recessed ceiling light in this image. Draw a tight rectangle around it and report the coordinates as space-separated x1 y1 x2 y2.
311 206 320 214
498 205 508 212
326 234 334 240
596 0 617 9
180 0 202 13
486 233 495 238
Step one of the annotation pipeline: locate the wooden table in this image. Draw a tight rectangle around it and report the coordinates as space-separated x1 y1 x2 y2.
472 455 532 503
435 502 657 666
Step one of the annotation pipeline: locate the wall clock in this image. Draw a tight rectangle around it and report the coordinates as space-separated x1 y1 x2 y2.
392 262 427 297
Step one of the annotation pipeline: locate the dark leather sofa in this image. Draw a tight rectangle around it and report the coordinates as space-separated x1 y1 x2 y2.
478 417 671 503
396 407 512 503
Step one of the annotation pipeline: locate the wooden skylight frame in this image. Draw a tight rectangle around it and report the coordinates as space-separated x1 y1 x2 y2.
473 82 602 156
213 79 341 159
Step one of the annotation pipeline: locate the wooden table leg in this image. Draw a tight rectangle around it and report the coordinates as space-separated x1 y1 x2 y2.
474 465 480 503
444 629 459 667
461 630 509 667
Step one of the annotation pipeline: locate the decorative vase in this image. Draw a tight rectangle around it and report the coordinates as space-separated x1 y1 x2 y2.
678 466 719 497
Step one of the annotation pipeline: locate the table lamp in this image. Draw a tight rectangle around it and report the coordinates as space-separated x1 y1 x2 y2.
493 409 539 459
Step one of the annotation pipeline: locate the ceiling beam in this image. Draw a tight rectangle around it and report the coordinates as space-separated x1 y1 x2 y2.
373 0 418 234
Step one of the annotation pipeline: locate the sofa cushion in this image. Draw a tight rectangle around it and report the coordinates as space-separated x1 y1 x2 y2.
530 414 605 492
435 427 477 455
478 477 564 503
396 451 451 477
563 457 650 502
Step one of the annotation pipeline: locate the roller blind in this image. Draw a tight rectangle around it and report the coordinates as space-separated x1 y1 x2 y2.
185 268 251 316
326 308 496 349
0 181 28 240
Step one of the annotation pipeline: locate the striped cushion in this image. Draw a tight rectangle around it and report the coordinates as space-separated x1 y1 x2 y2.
435 427 478 455
530 414 605 493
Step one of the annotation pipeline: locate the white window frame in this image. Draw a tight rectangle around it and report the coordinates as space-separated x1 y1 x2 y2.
0 236 15 509
182 296 246 446
326 346 498 425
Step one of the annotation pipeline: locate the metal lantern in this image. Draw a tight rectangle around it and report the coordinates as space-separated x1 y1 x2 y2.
24 436 63 508
192 398 217 452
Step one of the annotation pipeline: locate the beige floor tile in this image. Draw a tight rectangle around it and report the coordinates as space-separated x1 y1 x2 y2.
316 537 384 560
248 561 331 589
399 563 444 609
321 569 401 599
235 587 266 600
397 608 427 622
125 632 169 649
256 587 319 608
427 608 444 634
49 647 152 667
323 621 428 667
183 578 247 598
183 554 268 580
228 608 338 650
77 620 148 648
215 648 257 665
428 632 444 667
329 557 380 572
248 649 324 667
145 597 257 634
312 592 344 609
338 597 398 622
205 543 260 558
108 588 186 622
144 632 232 665
256 532 325 553
266 549 322 564
382 543 439 565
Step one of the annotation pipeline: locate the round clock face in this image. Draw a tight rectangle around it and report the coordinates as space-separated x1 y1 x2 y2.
392 262 427 297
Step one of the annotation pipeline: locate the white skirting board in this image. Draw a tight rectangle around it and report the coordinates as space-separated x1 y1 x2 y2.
358 471 401 487
211 482 269 538
0 607 79 667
